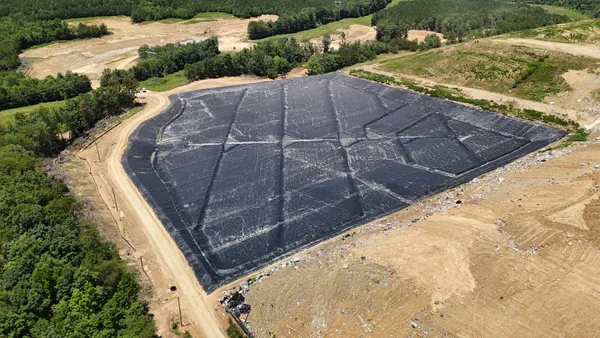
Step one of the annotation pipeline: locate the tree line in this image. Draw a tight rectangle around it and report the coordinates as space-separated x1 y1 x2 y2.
306 34 442 75
0 71 92 111
0 15 110 71
1 69 137 156
185 38 314 81
372 0 568 43
0 0 388 23
0 71 157 337
132 38 220 81
135 31 442 84
247 0 391 40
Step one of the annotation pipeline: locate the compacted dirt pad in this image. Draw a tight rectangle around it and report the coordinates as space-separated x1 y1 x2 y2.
123 73 563 291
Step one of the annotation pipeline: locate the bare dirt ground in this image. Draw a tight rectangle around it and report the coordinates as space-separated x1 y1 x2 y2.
407 30 445 42
494 37 600 59
238 135 600 338
327 25 377 49
62 76 282 338
324 27 444 50
20 15 277 86
546 69 600 125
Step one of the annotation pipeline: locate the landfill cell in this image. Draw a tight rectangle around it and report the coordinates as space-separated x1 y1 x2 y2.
123 73 563 291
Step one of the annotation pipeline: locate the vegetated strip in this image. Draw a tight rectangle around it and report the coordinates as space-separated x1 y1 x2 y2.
349 69 588 148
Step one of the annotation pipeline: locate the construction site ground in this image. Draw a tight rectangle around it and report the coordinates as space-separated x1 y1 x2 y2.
20 15 277 87
49 16 600 338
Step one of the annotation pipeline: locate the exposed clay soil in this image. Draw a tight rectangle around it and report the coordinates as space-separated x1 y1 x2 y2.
20 15 277 86
327 25 377 49
546 69 600 126
494 38 600 59
324 27 445 50
238 136 600 338
407 30 446 42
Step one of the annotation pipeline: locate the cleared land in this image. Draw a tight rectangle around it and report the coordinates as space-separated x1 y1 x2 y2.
242 136 600 338
19 15 277 86
124 73 562 291
381 40 600 102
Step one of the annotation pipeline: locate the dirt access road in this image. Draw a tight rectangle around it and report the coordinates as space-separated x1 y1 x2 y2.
71 76 276 337
20 15 277 86
494 37 600 59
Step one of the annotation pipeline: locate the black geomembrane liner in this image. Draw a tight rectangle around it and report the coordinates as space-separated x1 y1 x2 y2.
123 73 564 291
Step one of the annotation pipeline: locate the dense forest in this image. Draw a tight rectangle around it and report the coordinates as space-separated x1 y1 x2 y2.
0 0 384 22
372 0 569 42
0 71 157 337
185 38 314 80
132 38 220 81
0 16 109 71
0 72 92 111
247 0 391 40
517 0 600 17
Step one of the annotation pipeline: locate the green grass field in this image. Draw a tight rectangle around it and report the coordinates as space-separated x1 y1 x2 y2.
152 12 238 25
139 70 188 92
382 41 599 101
533 5 590 22
0 100 68 125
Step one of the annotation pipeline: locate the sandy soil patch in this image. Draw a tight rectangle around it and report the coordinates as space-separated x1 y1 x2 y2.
545 69 600 125
495 38 600 59
407 30 445 42
20 15 277 86
310 24 377 50
241 136 600 337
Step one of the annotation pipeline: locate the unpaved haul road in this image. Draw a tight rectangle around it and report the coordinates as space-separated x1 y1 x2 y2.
95 77 275 337
493 38 600 59
106 92 227 338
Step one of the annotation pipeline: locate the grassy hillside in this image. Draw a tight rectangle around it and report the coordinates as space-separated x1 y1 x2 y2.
511 19 600 44
381 41 599 101
533 4 591 21
0 100 68 126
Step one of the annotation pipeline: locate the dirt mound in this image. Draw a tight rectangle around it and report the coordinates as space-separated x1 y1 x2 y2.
20 15 277 86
